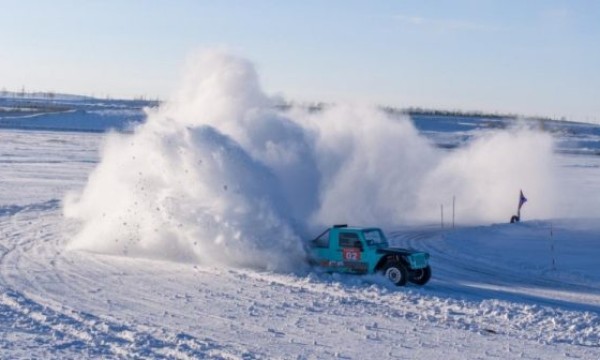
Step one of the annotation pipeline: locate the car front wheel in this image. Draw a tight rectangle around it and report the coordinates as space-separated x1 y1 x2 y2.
384 262 408 286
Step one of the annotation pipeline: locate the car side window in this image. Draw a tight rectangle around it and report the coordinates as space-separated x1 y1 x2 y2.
338 232 361 249
313 231 330 248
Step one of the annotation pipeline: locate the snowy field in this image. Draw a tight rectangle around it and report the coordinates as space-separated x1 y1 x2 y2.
2 119 600 359
2 56 600 359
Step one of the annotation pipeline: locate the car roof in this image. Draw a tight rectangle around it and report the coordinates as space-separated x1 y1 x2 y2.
334 226 381 232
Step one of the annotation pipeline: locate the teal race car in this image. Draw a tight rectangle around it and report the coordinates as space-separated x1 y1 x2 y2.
307 225 431 286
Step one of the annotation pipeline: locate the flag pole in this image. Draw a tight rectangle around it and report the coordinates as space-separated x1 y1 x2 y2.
517 191 521 219
440 204 444 229
452 195 455 229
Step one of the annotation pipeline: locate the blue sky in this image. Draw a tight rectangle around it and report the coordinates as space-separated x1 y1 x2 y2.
1 0 598 121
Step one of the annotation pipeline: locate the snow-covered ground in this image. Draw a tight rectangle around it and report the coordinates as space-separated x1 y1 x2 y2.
0 95 149 133
1 53 600 358
1 124 600 358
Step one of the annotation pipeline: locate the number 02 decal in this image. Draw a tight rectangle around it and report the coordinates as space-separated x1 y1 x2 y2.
343 248 361 261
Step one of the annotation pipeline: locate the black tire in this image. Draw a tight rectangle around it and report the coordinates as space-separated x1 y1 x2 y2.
383 262 408 286
409 265 431 286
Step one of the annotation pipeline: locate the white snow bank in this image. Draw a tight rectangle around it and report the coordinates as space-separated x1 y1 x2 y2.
63 51 567 269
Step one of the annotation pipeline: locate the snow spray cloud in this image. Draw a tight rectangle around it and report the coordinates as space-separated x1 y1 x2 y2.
412 126 557 224
64 50 559 269
299 105 437 225
64 52 309 271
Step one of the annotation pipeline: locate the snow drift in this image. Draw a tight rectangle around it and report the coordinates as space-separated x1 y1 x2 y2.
64 51 560 269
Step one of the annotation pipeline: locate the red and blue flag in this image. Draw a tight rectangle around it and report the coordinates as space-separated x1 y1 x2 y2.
518 190 527 210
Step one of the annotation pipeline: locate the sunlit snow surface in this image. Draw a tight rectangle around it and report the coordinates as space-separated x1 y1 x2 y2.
3 50 600 359
1 109 600 358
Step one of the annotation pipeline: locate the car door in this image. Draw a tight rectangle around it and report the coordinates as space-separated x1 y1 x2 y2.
309 229 336 270
337 231 368 274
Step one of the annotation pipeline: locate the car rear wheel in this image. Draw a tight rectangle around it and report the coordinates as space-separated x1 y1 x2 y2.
409 265 431 285
384 262 408 286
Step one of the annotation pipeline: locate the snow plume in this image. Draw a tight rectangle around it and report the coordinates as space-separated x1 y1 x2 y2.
303 105 436 225
413 126 557 224
64 50 558 269
64 51 308 271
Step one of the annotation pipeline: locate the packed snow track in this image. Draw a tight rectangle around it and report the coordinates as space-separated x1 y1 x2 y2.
1 129 600 359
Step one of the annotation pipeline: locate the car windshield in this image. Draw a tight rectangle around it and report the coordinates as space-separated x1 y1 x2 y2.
362 229 388 246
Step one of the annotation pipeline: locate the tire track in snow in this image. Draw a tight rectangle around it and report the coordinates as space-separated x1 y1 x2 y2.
0 287 226 359
0 205 240 359
391 226 600 313
217 264 600 347
387 226 600 347
0 199 61 217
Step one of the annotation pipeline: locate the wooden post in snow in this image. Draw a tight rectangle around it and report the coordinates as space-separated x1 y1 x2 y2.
452 196 455 229
550 223 556 270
